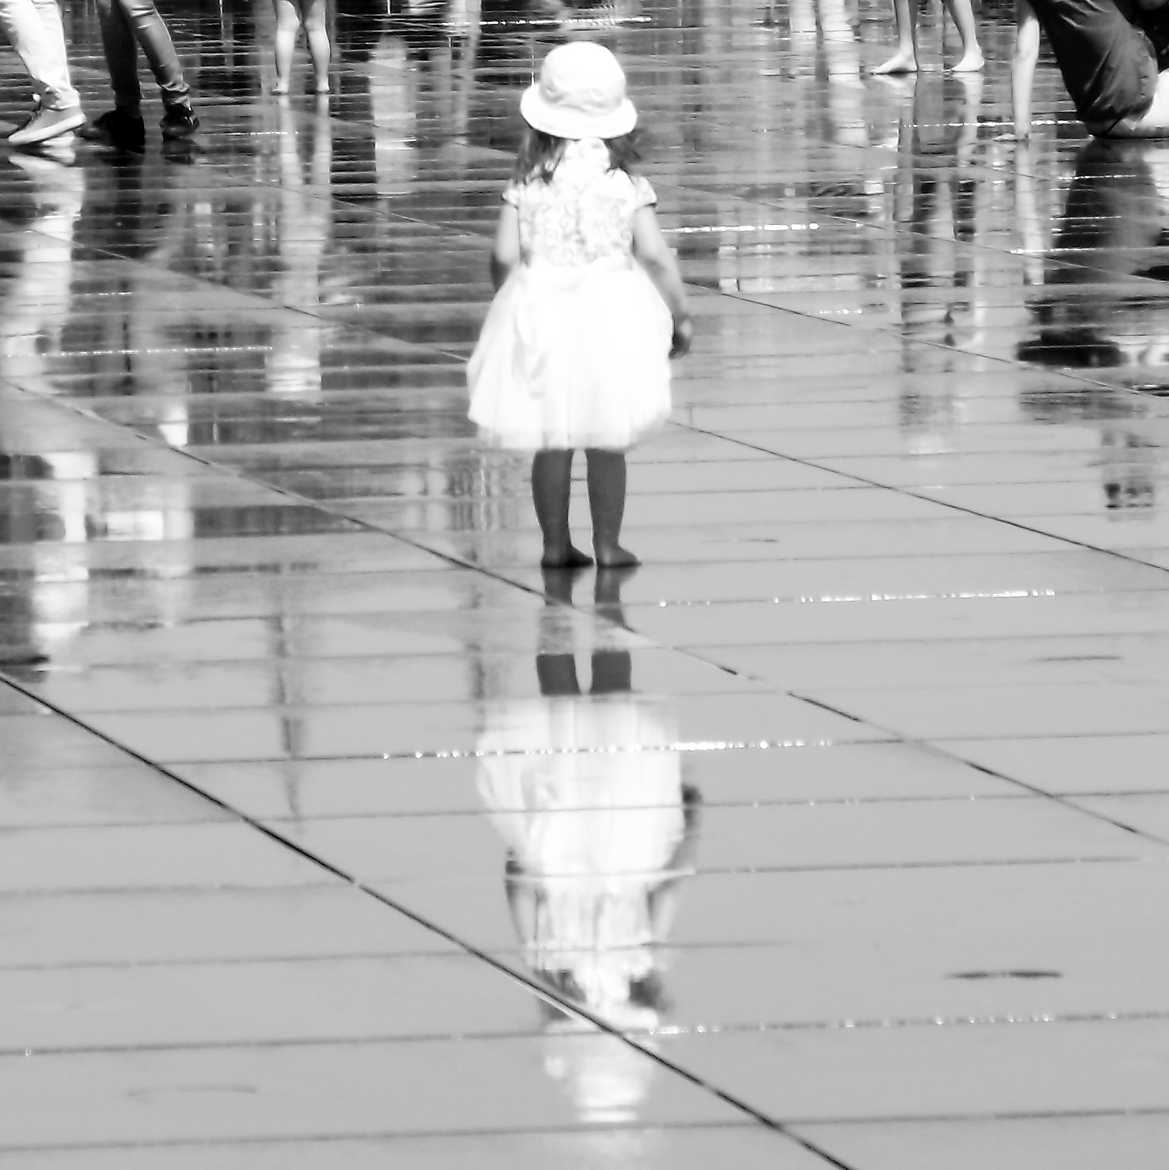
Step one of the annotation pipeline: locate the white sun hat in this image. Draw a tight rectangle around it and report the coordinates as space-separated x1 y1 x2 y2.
520 41 637 140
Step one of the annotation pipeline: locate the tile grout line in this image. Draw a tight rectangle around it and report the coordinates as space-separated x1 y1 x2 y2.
0 670 857 1170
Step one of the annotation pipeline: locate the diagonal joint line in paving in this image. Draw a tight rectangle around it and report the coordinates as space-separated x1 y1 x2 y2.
0 673 858 1170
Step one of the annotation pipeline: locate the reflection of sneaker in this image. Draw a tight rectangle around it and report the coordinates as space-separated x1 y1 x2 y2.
160 106 199 140
9 138 77 167
7 104 86 147
7 145 80 179
79 108 146 151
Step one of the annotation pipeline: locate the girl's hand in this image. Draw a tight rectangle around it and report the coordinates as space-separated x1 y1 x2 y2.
670 315 693 358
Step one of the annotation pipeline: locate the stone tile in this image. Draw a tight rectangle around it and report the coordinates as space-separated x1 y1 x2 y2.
6 1127 818 1170
794 1116 1169 1170
939 734 1169 794
652 1018 1169 1122
4 954 559 1051
0 1033 743 1148
0 823 325 892
0 886 448 968
804 684 1169 740
1066 794 1169 842
180 741 1018 819
286 797 1139 886
84 691 887 764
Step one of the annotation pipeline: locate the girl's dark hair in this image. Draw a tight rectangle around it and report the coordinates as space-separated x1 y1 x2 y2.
513 127 642 183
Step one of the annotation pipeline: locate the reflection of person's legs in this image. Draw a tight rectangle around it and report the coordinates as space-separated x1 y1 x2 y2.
536 566 581 695
591 567 633 694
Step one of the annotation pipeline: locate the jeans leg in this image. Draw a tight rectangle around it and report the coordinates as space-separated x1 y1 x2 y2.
0 0 79 108
95 0 142 111
117 0 191 109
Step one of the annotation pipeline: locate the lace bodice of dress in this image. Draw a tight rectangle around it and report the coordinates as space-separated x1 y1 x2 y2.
504 137 657 267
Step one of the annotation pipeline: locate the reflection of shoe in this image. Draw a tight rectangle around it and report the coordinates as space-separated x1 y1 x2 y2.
160 106 199 140
7 104 85 147
79 108 146 151
161 137 203 166
7 144 79 176
9 138 77 168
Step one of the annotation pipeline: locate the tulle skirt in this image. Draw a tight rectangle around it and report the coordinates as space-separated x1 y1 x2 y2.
467 259 673 450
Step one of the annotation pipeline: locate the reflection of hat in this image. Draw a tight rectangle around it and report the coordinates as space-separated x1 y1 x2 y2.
520 42 637 140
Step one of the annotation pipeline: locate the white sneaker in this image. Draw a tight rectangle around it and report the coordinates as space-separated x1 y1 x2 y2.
7 105 86 147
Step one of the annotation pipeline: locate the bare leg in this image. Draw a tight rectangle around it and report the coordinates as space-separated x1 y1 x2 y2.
942 0 984 71
300 0 331 92
271 0 300 93
1096 71 1169 137
532 450 592 568
586 448 638 568
872 0 918 74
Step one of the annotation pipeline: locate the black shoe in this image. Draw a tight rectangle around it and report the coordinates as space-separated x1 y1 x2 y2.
79 108 146 151
160 106 199 140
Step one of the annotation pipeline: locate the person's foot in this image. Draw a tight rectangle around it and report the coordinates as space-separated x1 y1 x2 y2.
7 104 85 148
540 545 594 569
160 106 199 141
593 545 639 568
871 49 917 74
951 47 985 72
79 108 146 151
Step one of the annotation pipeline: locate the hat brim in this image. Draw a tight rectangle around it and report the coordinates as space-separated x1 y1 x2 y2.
520 83 637 140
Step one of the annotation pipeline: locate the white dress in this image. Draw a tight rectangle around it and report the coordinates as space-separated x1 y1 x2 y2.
476 691 686 1028
467 138 673 451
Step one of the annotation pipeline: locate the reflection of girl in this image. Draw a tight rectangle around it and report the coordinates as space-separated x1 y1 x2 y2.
476 569 700 1033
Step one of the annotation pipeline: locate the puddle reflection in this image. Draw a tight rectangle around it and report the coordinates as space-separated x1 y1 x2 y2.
476 568 700 1075
267 98 335 400
1018 139 1169 513
1020 139 1169 373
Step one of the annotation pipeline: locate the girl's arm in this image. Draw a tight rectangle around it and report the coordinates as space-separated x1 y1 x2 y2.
632 205 692 357
1012 0 1041 140
490 203 521 291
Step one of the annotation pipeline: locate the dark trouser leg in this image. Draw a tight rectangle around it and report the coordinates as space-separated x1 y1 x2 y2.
115 0 191 109
95 0 142 112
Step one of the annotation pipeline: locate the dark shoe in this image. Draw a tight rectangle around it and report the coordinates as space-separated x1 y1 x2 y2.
160 106 199 141
79 108 146 151
7 104 85 147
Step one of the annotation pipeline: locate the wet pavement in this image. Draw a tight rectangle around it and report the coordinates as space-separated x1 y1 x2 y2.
3 0 1169 1163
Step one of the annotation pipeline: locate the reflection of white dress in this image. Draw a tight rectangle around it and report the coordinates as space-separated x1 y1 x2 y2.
477 693 684 1025
467 138 673 451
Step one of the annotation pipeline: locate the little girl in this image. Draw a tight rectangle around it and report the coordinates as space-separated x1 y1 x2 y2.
467 41 692 569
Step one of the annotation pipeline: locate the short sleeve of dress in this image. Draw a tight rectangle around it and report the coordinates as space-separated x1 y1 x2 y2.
631 175 657 208
501 182 521 206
